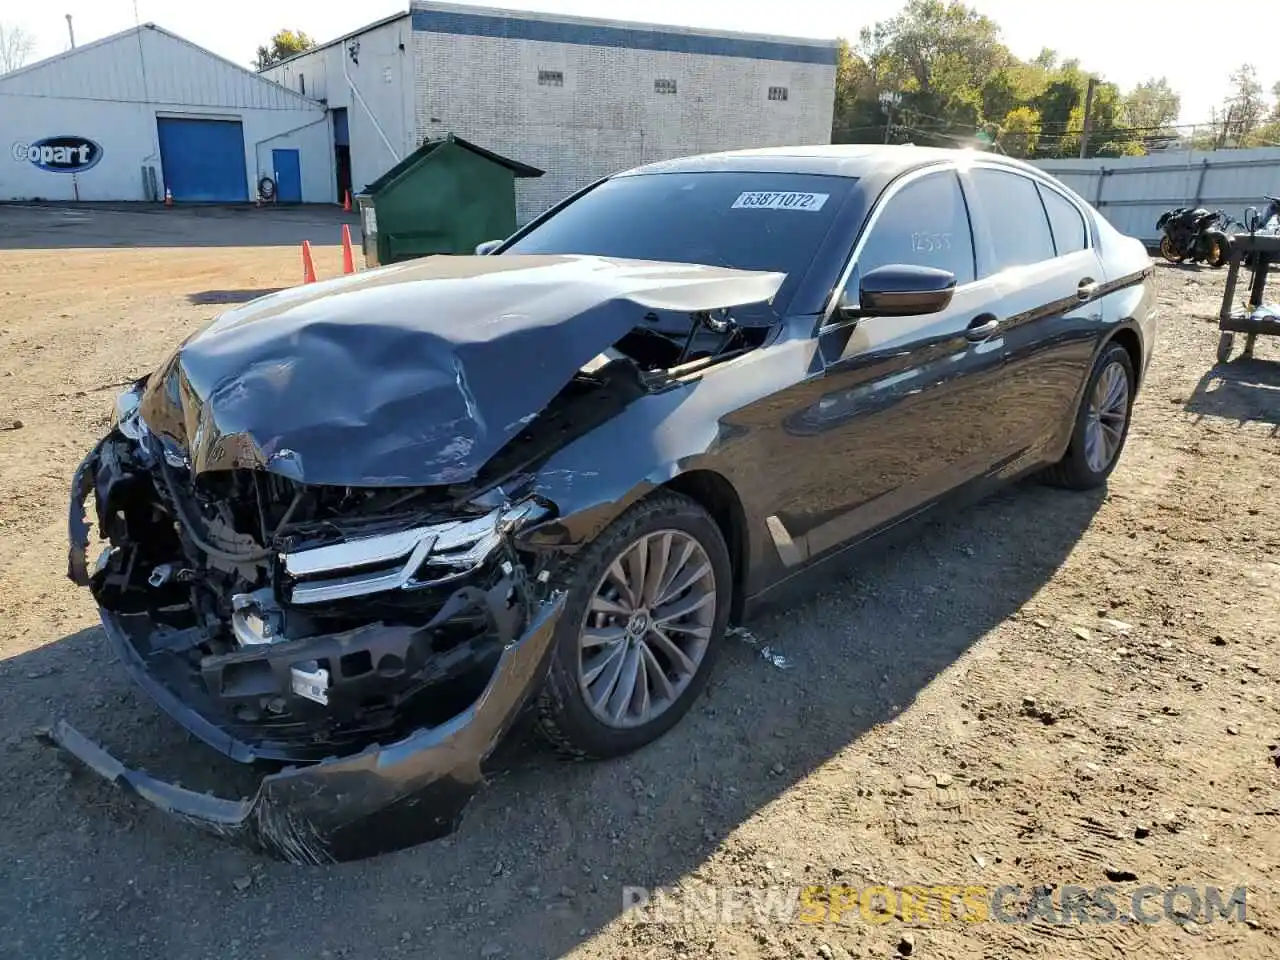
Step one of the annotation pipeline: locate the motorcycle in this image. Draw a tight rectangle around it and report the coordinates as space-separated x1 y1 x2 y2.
1155 206 1232 267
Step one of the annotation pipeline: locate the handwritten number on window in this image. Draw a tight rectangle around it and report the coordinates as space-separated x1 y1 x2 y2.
911 232 952 254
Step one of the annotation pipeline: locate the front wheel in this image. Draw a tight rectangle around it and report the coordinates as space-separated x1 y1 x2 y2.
1040 343 1136 490
535 491 732 759
1159 235 1184 263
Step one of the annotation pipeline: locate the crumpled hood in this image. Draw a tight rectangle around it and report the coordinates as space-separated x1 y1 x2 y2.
137 254 783 486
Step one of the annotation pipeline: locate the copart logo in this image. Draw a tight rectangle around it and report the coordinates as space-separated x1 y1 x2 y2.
11 136 103 173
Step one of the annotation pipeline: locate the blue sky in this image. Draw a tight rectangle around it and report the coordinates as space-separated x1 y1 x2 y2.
3 0 1277 130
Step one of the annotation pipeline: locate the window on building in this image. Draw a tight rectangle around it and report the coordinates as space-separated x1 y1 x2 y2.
654 78 677 95
537 70 564 87
299 73 306 96
768 86 789 101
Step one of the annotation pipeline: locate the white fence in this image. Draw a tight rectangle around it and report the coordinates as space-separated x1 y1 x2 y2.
1035 147 1280 244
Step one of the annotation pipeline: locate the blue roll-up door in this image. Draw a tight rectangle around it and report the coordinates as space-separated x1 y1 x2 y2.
156 117 248 202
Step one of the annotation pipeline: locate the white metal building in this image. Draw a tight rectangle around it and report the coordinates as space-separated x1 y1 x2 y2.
264 1 838 224
0 24 332 203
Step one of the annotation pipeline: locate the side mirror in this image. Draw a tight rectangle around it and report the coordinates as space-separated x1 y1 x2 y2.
474 239 502 256
852 264 956 318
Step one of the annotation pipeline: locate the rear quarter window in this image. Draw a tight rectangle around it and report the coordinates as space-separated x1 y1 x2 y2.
968 168 1056 272
1038 184 1089 255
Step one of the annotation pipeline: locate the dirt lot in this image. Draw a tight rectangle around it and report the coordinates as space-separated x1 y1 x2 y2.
1 204 1278 960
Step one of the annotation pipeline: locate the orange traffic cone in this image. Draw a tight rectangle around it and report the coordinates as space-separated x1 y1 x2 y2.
341 224 355 275
301 240 317 284
342 190 351 212
164 187 173 207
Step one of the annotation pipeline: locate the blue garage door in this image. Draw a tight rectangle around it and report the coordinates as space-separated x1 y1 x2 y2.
157 117 248 202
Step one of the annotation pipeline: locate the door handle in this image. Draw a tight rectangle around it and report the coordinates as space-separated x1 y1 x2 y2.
1077 278 1099 301
965 316 1001 341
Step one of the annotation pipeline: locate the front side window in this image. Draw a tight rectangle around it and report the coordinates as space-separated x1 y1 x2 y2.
1038 183 1088 255
969 168 1056 271
503 171 857 310
855 171 975 284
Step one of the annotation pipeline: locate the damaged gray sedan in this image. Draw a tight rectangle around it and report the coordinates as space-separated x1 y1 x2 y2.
54 146 1156 862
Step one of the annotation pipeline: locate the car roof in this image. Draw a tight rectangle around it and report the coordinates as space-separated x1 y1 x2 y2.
617 144 1048 195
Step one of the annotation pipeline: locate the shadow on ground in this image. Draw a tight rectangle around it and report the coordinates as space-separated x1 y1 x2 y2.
1185 356 1280 432
0 203 360 251
0 481 1103 960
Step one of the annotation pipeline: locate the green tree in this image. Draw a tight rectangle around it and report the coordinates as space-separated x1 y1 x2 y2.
828 0 1162 157
254 29 315 71
998 106 1040 157
856 0 1008 142
1122 78 1181 135
831 40 885 142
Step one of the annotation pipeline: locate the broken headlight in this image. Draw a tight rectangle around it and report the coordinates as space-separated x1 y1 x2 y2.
283 500 545 606
109 382 146 440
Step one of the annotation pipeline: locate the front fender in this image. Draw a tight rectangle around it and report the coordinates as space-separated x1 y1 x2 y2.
518 331 817 555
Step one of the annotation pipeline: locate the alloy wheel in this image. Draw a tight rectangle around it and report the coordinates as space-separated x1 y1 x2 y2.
576 529 717 729
1084 360 1130 473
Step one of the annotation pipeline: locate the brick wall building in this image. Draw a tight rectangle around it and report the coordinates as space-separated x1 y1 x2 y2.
265 1 837 224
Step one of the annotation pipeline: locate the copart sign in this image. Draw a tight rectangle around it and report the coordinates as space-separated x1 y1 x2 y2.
11 136 103 173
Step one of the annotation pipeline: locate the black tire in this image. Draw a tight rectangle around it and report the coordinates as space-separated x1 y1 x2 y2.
535 491 732 759
1159 235 1184 263
1040 343 1136 490
1205 232 1229 269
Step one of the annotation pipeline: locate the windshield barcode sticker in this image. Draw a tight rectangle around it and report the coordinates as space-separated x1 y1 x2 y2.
732 191 829 211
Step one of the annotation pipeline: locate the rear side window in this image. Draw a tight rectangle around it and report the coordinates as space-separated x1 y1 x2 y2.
968 168 1056 272
855 171 975 284
1038 184 1088 255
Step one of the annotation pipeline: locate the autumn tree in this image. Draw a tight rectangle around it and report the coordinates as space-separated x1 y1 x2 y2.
254 29 315 71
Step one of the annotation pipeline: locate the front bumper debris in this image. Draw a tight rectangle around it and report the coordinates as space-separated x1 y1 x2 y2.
42 592 565 864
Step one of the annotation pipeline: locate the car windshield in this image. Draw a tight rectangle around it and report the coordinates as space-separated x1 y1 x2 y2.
503 171 856 311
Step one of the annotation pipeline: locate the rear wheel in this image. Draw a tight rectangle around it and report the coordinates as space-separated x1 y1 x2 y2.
1041 343 1136 490
535 491 731 759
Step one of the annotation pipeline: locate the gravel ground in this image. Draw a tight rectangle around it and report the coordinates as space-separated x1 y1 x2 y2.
1 207 1278 960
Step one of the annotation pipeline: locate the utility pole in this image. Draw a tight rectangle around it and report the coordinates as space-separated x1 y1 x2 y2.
1078 76 1097 159
65 14 75 49
879 91 902 145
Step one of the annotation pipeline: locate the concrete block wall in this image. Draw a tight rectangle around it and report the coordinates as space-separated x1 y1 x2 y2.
411 3 837 224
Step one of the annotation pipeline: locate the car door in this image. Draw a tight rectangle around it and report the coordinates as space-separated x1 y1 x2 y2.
761 167 1017 564
960 166 1105 462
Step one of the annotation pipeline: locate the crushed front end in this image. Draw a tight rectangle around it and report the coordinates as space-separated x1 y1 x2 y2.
56 383 563 862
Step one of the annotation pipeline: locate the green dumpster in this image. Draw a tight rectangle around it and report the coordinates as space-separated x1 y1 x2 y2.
356 134 543 267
